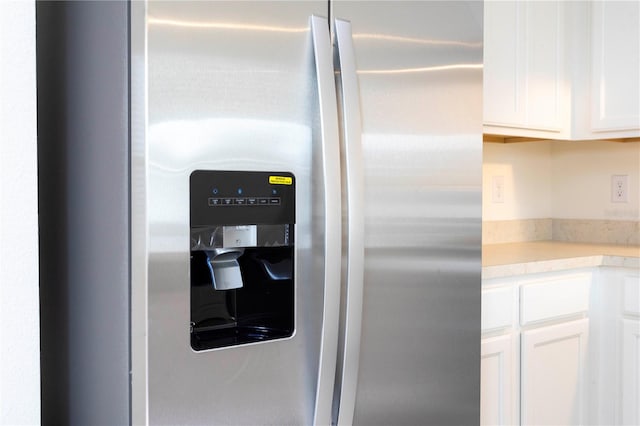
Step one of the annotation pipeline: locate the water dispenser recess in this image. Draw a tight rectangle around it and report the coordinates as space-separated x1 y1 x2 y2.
189 170 295 351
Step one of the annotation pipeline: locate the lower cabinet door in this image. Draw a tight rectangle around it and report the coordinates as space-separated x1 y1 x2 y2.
521 319 589 426
622 319 640 425
481 334 515 426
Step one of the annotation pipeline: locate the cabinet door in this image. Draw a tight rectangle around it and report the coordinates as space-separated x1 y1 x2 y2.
590 1 640 134
484 1 564 135
622 319 640 425
521 319 589 426
484 1 523 127
481 334 515 426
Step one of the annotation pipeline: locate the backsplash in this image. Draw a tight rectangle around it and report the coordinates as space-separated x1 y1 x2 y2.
483 219 551 243
483 218 639 245
483 140 640 245
552 219 640 245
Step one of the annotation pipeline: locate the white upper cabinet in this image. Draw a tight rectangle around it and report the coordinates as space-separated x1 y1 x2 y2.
588 0 640 137
484 1 566 138
484 0 640 140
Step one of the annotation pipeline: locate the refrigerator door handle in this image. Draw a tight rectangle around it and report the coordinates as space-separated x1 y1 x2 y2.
310 15 342 426
333 18 365 426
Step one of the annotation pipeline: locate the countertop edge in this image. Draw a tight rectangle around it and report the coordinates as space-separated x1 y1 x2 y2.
482 242 640 279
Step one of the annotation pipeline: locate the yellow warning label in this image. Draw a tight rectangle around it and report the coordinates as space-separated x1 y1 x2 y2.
269 176 293 185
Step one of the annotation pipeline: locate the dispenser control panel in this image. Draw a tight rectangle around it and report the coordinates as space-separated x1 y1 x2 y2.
190 170 295 227
189 170 295 351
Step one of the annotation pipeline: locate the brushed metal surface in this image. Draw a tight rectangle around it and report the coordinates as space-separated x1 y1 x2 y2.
139 2 329 424
331 2 483 425
130 2 148 424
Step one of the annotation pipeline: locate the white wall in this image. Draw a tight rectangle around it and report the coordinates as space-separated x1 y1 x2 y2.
482 140 640 222
0 1 41 424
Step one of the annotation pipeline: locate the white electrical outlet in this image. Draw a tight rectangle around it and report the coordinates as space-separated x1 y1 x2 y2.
492 175 505 203
611 175 628 203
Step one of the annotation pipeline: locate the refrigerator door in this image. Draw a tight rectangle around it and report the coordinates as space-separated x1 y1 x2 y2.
134 2 339 424
330 2 483 425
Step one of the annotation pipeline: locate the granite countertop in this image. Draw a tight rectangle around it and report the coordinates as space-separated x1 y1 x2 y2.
482 241 640 279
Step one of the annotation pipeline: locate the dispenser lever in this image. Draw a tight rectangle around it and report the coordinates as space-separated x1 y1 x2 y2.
205 248 245 290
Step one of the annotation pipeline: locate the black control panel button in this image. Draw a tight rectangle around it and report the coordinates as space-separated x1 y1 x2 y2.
209 197 284 207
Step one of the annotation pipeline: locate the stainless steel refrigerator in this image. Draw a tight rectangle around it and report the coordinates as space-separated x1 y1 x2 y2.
38 1 482 424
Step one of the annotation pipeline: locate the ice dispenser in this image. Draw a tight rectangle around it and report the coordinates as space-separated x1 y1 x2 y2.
190 171 295 351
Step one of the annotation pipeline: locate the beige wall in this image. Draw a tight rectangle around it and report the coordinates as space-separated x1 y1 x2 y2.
483 140 640 222
551 141 640 220
483 141 552 220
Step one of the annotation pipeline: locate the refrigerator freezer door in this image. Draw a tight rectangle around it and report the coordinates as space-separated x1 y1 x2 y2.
330 2 483 425
135 2 334 424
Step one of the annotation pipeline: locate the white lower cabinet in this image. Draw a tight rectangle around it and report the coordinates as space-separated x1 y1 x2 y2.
621 319 640 425
621 271 640 426
482 266 640 425
520 319 589 426
481 334 515 426
481 269 593 426
591 268 640 426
